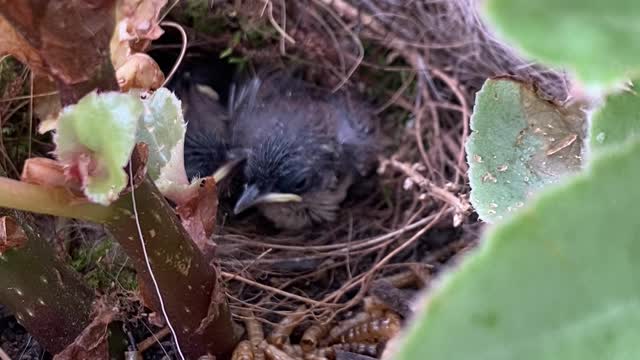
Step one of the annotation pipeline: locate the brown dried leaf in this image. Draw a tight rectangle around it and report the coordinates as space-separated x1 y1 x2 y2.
0 17 46 76
0 1 116 85
175 177 218 256
111 0 167 69
116 53 164 91
118 0 167 42
21 157 74 189
0 216 27 254
196 275 227 334
20 158 90 204
53 305 117 360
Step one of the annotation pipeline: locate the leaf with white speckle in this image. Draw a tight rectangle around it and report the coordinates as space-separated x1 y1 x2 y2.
466 78 586 222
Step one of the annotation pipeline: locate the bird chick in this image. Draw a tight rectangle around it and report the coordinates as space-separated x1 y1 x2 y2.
170 59 241 183
230 71 379 230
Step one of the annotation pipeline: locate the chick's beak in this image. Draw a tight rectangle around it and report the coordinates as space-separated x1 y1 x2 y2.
234 185 261 215
234 185 303 215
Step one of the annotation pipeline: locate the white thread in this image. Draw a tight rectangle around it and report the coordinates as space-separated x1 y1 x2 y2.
129 166 186 360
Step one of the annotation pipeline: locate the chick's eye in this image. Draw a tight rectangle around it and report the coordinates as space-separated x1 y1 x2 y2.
291 176 310 193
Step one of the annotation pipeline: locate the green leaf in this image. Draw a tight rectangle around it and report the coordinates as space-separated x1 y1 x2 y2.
466 78 585 222
590 83 640 151
137 87 197 202
484 0 640 89
395 137 640 360
55 91 142 205
137 87 186 181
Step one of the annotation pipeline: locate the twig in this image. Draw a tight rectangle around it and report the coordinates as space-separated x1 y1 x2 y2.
431 68 470 184
312 0 364 91
137 327 171 353
220 215 435 252
374 72 416 114
382 157 470 216
0 91 58 103
261 0 296 45
160 21 188 87
221 271 332 307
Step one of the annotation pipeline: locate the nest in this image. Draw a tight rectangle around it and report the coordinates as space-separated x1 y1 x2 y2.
162 0 569 330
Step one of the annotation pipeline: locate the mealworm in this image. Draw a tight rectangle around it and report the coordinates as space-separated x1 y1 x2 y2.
313 342 379 359
282 343 304 357
269 305 307 347
335 311 401 344
244 313 266 360
301 323 330 352
232 340 255 360
326 312 375 344
363 296 390 314
261 342 300 360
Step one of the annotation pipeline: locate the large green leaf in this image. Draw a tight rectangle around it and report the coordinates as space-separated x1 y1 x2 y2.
55 91 142 205
394 137 640 360
484 0 640 89
466 78 585 222
590 83 640 151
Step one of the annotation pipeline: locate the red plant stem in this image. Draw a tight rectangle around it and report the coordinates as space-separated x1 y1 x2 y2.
105 177 238 357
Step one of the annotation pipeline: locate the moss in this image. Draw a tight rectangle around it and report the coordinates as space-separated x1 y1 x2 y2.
70 237 138 291
0 56 23 92
169 1 277 69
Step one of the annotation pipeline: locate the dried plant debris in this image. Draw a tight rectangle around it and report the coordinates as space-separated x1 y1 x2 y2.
116 52 165 91
52 305 117 360
0 1 116 85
